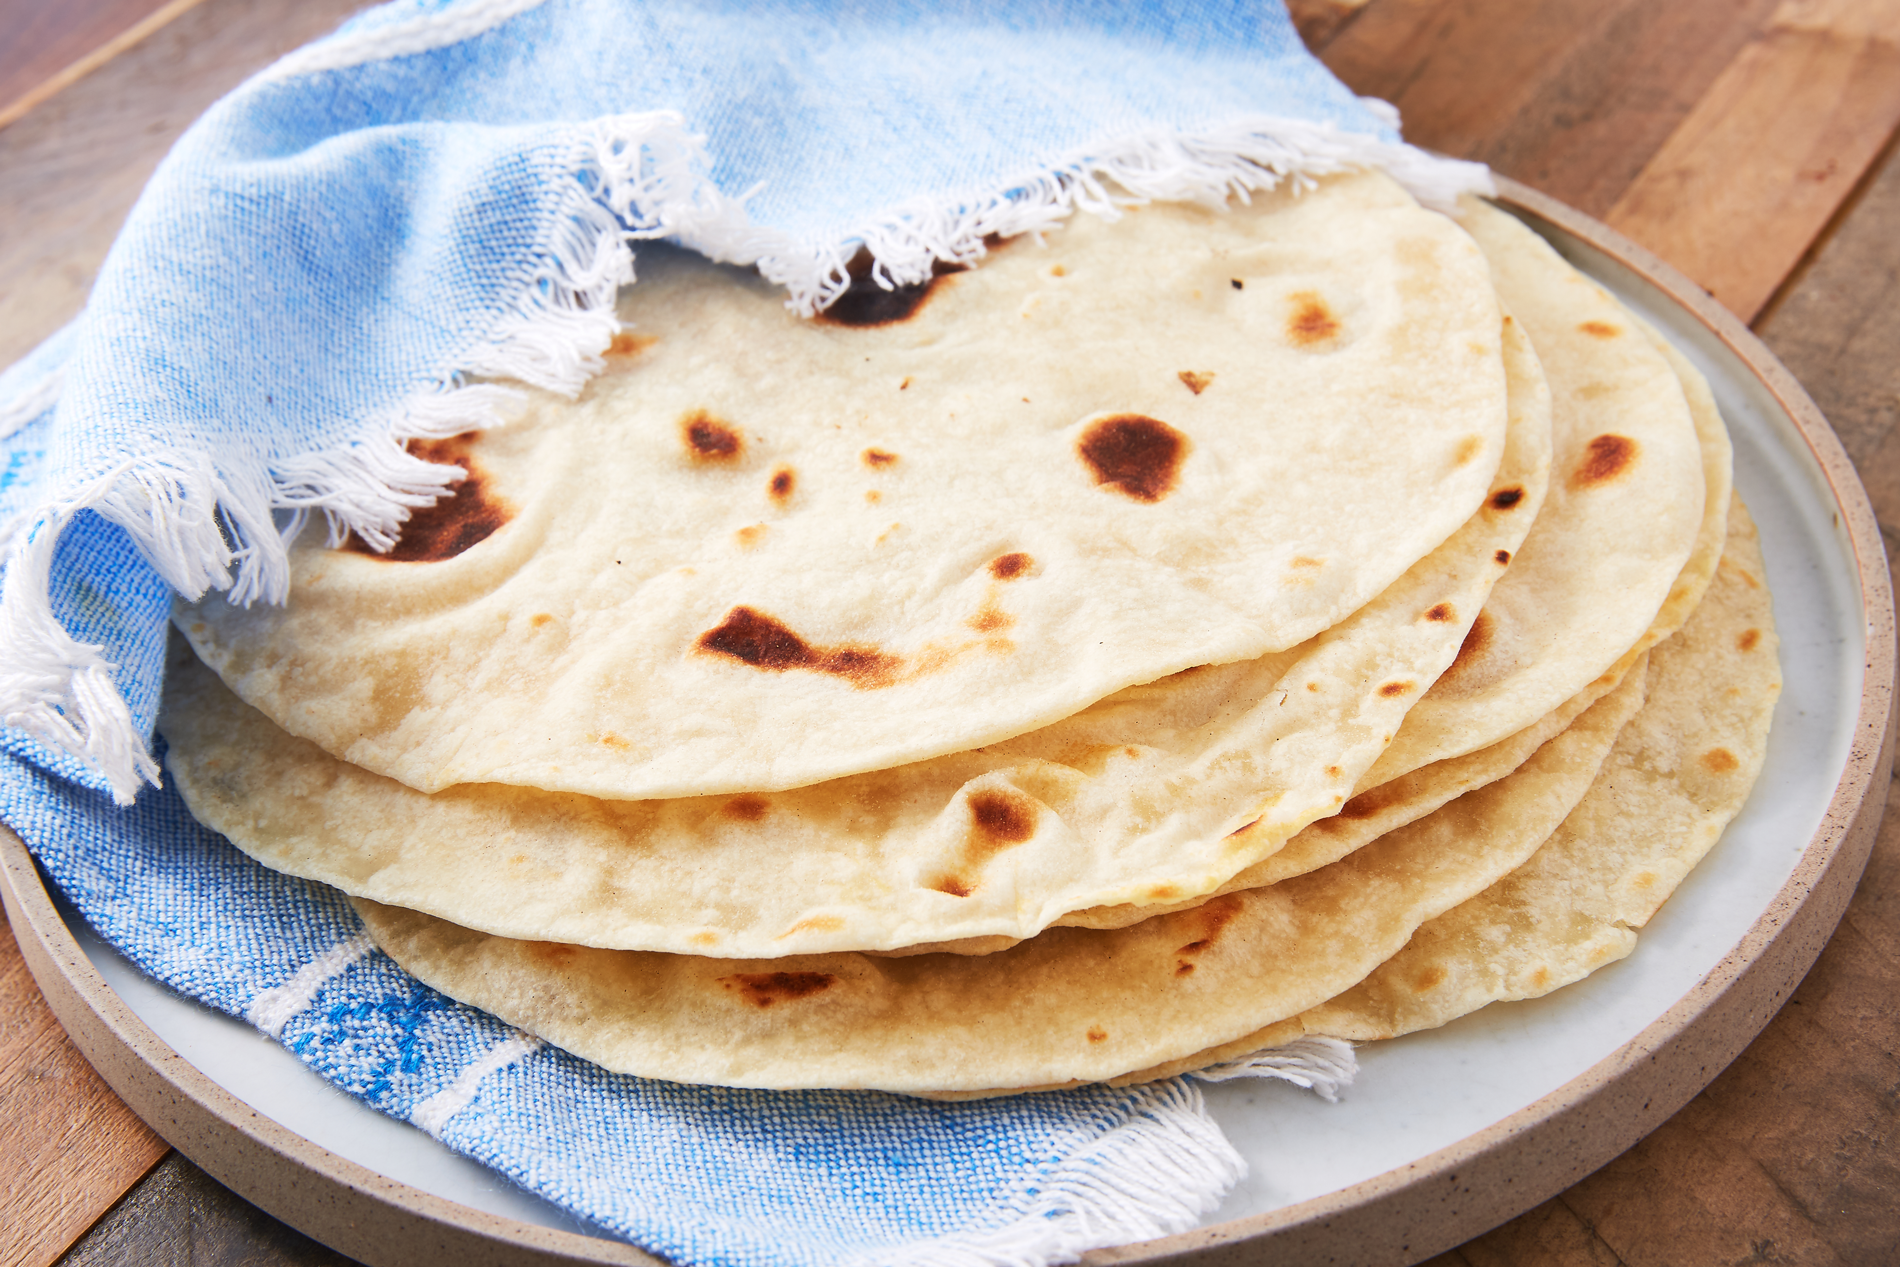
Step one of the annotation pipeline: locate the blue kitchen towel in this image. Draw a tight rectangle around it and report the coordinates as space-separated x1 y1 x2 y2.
0 0 1486 801
0 1 1455 1259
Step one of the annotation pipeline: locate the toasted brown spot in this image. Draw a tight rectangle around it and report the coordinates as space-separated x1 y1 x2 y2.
1306 682 1320 692
1632 871 1658 890
865 490 882 504
817 251 964 326
1410 965 1447 992
1739 628 1762 651
596 732 631 750
1287 290 1340 345
690 931 719 946
1231 278 1244 290
607 331 658 357
696 607 901 687
862 448 899 468
508 854 529 865
1146 884 1181 900
1181 894 1243 950
1292 556 1323 569
1455 435 1484 466
734 523 767 548
1530 965 1551 987
528 941 580 965
1426 603 1455 622
928 875 974 897
769 467 796 502
1339 783 1398 821
682 411 742 462
724 794 770 821
781 915 844 937
967 788 1038 856
531 613 554 627
1579 320 1621 339
1379 680 1415 697
1225 817 1261 838
1077 414 1190 503
966 601 1014 633
1495 549 1512 565
1445 611 1494 681
1326 765 1342 778
1489 486 1525 510
347 433 513 562
1086 1026 1107 1043
1178 370 1215 395
723 972 836 1007
1702 747 1741 773
1571 434 1638 488
989 552 1033 580
1175 962 1196 976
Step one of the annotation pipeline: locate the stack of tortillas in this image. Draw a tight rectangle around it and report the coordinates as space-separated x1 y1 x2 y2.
160 171 1780 1097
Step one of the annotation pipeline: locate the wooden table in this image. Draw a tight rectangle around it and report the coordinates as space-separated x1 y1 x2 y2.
3 1 1897 1262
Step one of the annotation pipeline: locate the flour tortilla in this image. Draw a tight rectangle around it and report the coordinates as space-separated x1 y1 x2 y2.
162 318 1546 957
1297 497 1777 1041
177 170 1509 801
1363 198 1713 785
353 659 1643 1093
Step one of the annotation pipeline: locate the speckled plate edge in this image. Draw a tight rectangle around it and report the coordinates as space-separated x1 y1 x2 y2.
1 179 1893 1267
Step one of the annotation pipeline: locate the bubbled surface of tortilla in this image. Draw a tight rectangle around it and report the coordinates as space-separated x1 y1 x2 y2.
161 318 1551 957
176 171 1509 800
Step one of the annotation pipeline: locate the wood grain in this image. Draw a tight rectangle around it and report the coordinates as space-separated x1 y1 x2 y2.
1 909 167 1267
1606 0 1900 321
0 0 195 129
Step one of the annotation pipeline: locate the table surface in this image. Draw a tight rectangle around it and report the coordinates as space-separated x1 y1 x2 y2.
2 1 1897 1263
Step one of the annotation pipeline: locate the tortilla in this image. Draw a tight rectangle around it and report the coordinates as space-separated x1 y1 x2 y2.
176 170 1510 802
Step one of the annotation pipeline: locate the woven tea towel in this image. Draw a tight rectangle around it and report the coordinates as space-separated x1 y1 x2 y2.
0 0 1487 801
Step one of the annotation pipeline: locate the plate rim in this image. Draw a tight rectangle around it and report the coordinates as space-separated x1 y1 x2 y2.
2 179 1893 1267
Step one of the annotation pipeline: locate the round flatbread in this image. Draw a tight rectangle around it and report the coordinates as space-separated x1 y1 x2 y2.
176 171 1510 801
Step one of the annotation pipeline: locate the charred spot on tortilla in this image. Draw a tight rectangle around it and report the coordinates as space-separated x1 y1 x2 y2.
1579 321 1621 339
683 411 743 462
1177 370 1215 395
989 552 1033 580
1495 549 1512 565
723 795 770 821
1425 603 1455 622
1572 434 1638 488
1441 610 1494 683
967 788 1038 854
817 251 966 327
606 331 658 358
861 448 899 469
1739 629 1762 652
722 972 836 1007
695 607 900 686
347 433 512 562
1489 486 1525 510
1286 290 1340 345
1078 414 1189 503
769 467 796 502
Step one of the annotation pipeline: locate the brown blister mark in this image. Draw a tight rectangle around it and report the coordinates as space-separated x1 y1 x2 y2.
816 251 964 327
928 875 974 898
1339 783 1398 821
1379 680 1415 698
1230 278 1244 290
1455 435 1484 466
531 613 554 627
1078 415 1189 503
1086 1026 1107 1043
724 794 770 822
1579 320 1621 339
346 433 513 562
735 524 767 548
1530 965 1551 988
722 972 836 1008
1177 370 1215 395
689 931 720 947
508 854 529 866
1570 434 1639 488
1489 486 1524 511
1175 962 1196 976
781 915 845 937
1178 894 1242 952
1702 747 1741 773
595 732 631 750
1425 603 1455 622
682 410 744 463
1631 871 1658 891
769 467 796 502
1291 557 1323 570
989 552 1033 580
1739 628 1762 651
1495 549 1512 565
607 331 658 358
865 490 882 505
1146 884 1181 900
1286 290 1340 345
1225 818 1261 838
1409 965 1446 993
862 448 899 469
966 601 1014 634
528 941 581 966
967 788 1038 857
695 607 901 688
1305 682 1320 693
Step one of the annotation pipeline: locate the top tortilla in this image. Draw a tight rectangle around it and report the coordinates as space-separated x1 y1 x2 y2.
176 170 1508 800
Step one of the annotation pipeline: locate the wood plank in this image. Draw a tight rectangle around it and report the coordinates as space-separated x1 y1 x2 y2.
1 908 168 1267
1315 0 1783 217
0 0 197 130
1606 0 1900 320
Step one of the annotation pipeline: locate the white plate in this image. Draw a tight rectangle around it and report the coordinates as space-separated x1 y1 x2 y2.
5 182 1893 1266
